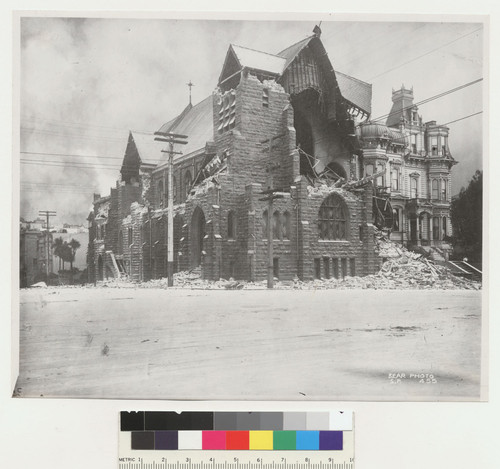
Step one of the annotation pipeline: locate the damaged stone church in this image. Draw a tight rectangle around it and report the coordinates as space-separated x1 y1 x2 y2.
87 26 455 283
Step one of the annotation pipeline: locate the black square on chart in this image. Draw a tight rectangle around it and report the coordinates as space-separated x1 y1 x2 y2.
120 411 144 431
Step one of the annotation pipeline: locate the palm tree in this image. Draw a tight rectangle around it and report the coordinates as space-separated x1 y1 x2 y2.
68 238 81 272
60 242 72 271
69 239 81 284
52 236 64 272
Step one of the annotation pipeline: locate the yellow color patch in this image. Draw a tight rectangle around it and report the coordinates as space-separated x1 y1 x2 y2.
249 431 274 450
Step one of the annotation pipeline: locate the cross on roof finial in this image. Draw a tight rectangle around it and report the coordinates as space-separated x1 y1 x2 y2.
187 80 195 105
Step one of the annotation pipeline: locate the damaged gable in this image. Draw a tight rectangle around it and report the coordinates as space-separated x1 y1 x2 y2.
277 29 371 119
218 44 286 91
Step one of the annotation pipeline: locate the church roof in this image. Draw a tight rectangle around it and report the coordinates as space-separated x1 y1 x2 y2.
277 35 372 116
277 35 314 70
156 95 214 164
146 29 372 171
335 71 372 116
230 44 286 75
129 131 165 165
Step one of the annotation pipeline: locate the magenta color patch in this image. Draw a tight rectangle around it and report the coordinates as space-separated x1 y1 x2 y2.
202 431 226 450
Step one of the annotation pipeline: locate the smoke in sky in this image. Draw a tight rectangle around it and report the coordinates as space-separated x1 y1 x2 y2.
19 16 483 225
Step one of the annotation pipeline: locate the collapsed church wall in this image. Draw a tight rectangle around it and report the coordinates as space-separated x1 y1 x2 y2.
214 73 299 193
291 90 350 178
87 28 384 285
295 179 378 280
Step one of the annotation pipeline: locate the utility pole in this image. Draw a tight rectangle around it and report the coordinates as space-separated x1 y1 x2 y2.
38 210 56 278
154 132 188 287
259 134 284 289
148 207 153 279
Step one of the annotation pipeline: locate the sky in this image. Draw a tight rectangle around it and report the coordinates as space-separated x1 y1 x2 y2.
18 15 484 225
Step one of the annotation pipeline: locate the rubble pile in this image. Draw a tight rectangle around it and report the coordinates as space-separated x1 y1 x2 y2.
140 269 247 290
283 261 479 290
360 229 481 290
78 230 479 291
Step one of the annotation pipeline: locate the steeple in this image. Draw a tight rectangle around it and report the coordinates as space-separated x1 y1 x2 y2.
313 24 322 37
187 80 195 105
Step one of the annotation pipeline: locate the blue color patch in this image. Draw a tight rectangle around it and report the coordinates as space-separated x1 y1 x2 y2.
296 431 319 450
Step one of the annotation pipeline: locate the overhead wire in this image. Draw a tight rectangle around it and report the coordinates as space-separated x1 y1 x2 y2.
21 104 482 173
441 111 483 126
334 26 482 100
367 78 483 124
369 27 483 80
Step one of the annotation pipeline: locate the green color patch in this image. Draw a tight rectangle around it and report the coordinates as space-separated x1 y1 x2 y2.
273 431 296 450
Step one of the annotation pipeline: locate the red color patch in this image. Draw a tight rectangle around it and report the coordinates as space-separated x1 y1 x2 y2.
226 431 249 450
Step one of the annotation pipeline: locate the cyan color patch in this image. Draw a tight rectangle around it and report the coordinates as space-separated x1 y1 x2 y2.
296 431 319 450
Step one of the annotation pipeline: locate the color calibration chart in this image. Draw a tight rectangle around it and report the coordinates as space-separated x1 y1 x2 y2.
119 411 354 469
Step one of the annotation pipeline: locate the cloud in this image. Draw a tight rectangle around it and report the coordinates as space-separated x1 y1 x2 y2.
19 17 484 224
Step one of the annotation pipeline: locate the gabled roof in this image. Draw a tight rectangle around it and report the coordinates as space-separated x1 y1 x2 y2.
129 131 166 165
277 34 372 116
229 44 286 75
335 71 372 116
218 44 286 85
277 35 313 71
156 95 214 164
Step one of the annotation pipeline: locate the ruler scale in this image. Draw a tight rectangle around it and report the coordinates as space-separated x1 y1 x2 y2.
119 412 354 469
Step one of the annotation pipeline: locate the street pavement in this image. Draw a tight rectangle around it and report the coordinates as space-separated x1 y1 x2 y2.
16 287 482 400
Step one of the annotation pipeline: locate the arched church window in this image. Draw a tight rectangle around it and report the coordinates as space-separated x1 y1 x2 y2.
318 193 348 240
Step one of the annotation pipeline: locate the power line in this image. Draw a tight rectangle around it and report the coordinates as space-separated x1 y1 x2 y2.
369 27 483 80
368 78 483 124
21 181 99 187
335 26 483 101
337 24 427 72
21 127 127 142
20 151 123 161
20 158 156 170
19 150 159 164
21 116 130 132
441 111 482 126
20 160 121 171
22 189 99 194
20 158 120 167
21 79 481 171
